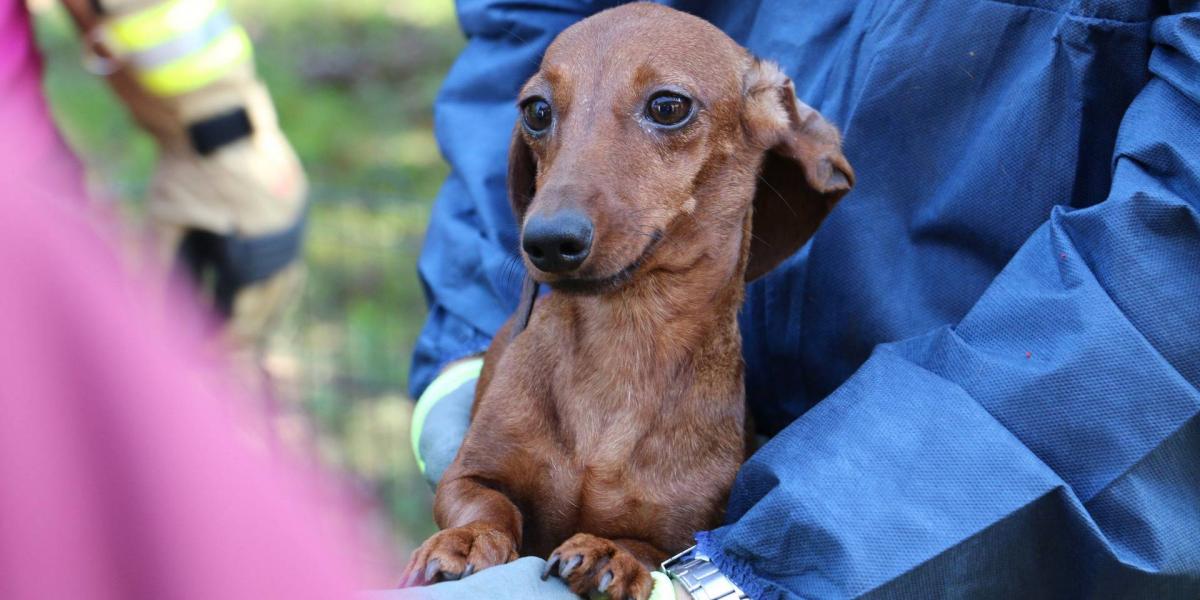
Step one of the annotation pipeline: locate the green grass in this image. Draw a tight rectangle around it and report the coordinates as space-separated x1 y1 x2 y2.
33 0 464 553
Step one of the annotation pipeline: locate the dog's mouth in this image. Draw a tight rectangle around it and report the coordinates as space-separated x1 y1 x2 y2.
543 230 663 295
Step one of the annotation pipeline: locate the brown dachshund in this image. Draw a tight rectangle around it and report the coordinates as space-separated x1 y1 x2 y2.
403 3 853 598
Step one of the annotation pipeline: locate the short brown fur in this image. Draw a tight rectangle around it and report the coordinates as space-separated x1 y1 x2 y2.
403 4 853 598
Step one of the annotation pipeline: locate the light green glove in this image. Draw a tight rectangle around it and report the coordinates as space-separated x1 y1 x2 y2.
411 358 483 488
364 557 680 600
369 557 575 599
648 571 679 600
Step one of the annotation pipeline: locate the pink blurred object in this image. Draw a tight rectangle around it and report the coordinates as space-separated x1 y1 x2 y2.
0 4 369 597
0 0 85 199
0 192 368 600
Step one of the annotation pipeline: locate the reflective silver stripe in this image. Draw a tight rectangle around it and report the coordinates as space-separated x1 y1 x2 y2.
126 7 235 70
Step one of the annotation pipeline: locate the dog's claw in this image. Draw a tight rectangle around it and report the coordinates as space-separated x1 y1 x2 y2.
463 563 476 577
541 553 560 581
401 564 420 588
423 558 441 583
598 571 614 593
560 554 583 578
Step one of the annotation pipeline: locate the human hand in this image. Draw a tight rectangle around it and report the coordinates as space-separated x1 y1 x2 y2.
411 357 482 488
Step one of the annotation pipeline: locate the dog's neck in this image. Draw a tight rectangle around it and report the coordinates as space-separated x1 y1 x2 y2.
556 203 752 395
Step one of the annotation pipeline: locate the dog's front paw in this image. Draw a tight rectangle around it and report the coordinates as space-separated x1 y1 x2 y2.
400 522 518 587
542 533 653 600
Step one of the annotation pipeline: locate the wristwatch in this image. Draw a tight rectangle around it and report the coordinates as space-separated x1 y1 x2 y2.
661 546 750 600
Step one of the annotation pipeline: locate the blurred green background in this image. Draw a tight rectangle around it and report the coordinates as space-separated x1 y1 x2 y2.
31 0 465 559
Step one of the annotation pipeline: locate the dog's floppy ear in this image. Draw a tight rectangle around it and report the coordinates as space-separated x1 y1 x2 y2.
508 123 537 223
742 59 854 281
507 121 541 339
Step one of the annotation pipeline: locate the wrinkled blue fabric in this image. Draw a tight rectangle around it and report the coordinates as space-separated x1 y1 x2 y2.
412 0 1200 597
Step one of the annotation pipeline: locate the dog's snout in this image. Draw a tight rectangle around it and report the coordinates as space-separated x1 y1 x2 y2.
522 210 594 273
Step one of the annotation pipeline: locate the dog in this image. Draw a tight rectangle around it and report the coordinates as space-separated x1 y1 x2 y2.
403 4 853 598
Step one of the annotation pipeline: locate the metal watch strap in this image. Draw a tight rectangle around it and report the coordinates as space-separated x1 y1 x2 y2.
662 546 749 600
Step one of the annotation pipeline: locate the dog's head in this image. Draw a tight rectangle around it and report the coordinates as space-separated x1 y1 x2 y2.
509 3 853 293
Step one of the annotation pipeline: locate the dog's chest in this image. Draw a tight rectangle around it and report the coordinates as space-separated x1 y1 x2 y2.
502 307 746 555
523 440 697 555
516 380 738 555
556 380 659 451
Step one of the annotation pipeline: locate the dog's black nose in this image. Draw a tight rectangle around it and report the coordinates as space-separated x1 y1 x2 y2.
522 210 593 273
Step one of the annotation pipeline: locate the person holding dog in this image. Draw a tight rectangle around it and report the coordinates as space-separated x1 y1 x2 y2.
405 0 1200 598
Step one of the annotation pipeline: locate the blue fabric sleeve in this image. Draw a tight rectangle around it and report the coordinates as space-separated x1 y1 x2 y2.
409 1 618 398
699 7 1200 598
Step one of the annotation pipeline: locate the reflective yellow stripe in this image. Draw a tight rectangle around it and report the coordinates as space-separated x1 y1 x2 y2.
128 8 236 69
135 26 251 95
97 0 253 96
107 0 222 52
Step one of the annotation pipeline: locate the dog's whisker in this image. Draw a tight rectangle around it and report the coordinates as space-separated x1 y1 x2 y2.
756 173 801 219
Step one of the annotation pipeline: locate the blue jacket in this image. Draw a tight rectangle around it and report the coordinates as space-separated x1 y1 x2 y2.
412 0 1200 597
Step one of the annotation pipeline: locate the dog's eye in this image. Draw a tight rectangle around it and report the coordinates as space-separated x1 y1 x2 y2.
646 93 693 127
522 98 553 134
